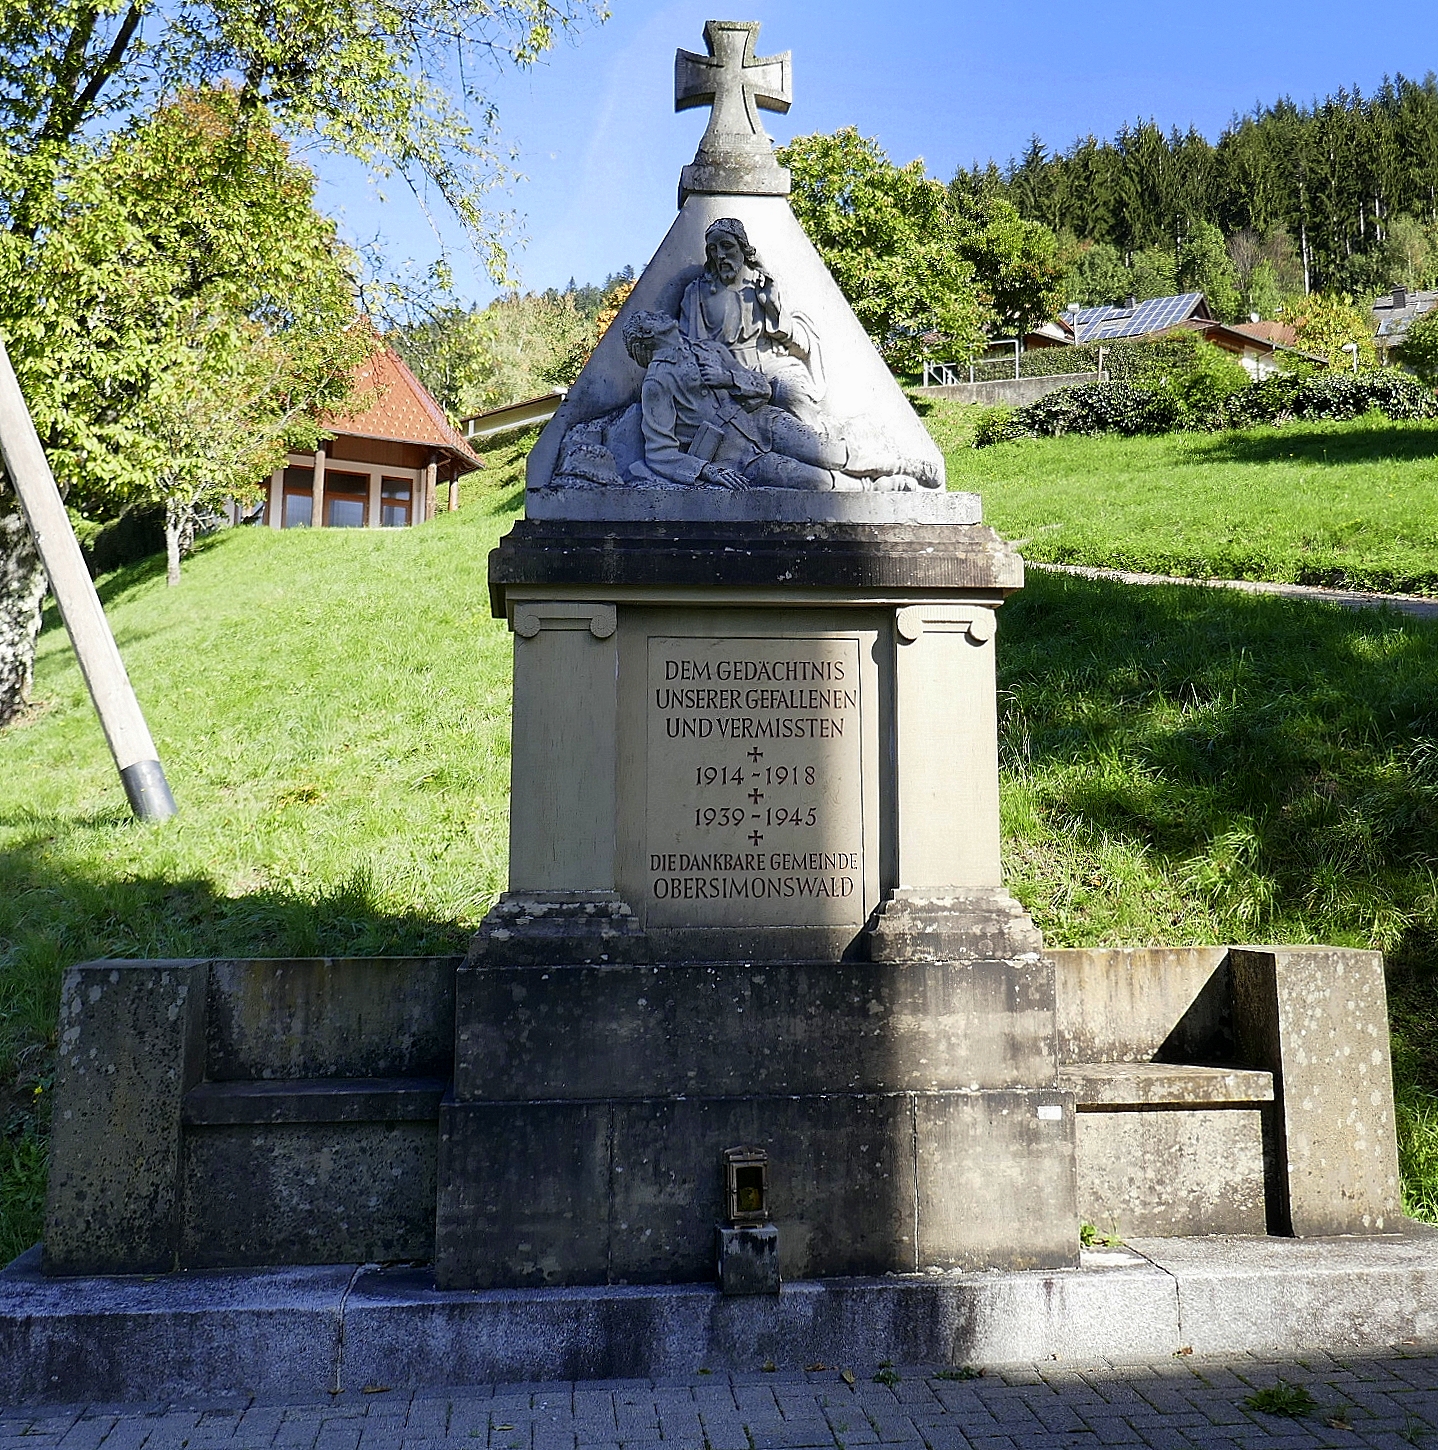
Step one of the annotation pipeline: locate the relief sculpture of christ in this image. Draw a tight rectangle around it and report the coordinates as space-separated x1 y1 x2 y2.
678 217 824 430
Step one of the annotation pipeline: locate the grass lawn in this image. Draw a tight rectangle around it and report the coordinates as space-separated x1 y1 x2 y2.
2 426 1437 1255
924 400 1438 595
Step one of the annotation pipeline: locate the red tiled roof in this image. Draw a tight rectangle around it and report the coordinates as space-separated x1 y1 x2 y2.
1182 317 1315 352
322 348 483 472
1221 319 1298 348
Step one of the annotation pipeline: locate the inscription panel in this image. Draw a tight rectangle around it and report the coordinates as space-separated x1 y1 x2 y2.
646 636 864 927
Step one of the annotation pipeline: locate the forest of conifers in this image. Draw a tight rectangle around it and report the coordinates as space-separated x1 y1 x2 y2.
959 73 1438 297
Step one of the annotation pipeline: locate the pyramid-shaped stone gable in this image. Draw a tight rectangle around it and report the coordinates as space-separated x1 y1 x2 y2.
525 20 970 526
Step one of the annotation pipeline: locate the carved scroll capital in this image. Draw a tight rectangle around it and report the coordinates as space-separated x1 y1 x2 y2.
895 605 996 645
512 602 617 640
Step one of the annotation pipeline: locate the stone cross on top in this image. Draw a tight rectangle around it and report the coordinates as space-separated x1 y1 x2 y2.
675 20 793 202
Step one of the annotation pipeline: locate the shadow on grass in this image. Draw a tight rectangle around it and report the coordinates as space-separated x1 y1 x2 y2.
0 836 468 1066
1002 569 1438 1212
1001 569 1438 975
1192 420 1438 468
1002 567 1438 1037
29 552 171 645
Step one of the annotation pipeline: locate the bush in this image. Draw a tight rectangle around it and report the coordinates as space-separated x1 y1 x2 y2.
1004 330 1210 383
972 405 1022 446
975 367 1438 446
1223 370 1438 427
1398 308 1438 384
1010 381 1185 440
1172 339 1251 418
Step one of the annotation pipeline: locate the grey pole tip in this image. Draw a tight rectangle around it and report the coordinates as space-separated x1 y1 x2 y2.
119 759 178 822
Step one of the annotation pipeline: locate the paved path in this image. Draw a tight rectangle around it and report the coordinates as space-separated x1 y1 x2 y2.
1030 563 1438 620
5 1352 1437 1450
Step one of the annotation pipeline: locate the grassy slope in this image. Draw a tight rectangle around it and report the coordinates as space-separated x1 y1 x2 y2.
925 401 1438 595
2 423 1437 1252
0 440 528 1257
998 571 1438 1217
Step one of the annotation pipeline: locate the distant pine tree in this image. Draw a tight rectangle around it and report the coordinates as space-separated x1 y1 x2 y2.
956 72 1438 297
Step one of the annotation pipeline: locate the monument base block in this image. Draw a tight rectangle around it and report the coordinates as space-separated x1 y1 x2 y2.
869 888 1046 964
716 1225 780 1294
449 517 1067 1288
435 1086 1076 1289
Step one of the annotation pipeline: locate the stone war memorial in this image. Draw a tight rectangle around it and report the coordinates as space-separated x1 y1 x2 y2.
13 19 1434 1402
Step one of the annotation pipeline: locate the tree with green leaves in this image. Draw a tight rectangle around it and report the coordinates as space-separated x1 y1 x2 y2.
1383 214 1438 290
1394 306 1438 382
1061 238 1130 307
780 128 990 373
1179 221 1241 320
0 0 599 721
1128 246 1178 302
1228 228 1305 318
11 89 366 591
949 178 1067 340
1285 293 1379 369
395 291 597 419
957 73 1438 300
0 0 596 271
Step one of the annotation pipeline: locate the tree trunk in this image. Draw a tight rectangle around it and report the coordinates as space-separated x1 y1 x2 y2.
163 493 196 587
0 493 49 727
165 505 181 587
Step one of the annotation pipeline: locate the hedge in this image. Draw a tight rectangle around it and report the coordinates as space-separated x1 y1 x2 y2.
975 369 1438 446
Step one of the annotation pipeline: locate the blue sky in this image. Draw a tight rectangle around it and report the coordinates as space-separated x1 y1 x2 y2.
307 0 1438 308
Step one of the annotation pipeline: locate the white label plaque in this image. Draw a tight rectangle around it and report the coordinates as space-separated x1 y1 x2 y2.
645 636 865 927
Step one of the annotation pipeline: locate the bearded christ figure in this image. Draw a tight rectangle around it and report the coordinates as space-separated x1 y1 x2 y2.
678 217 824 429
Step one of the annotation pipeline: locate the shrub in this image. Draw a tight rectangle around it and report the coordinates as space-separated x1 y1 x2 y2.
1396 308 1438 385
977 381 1184 445
1012 330 1211 383
1172 339 1251 418
973 405 1021 446
1284 292 1379 369
1223 370 1438 427
975 367 1437 446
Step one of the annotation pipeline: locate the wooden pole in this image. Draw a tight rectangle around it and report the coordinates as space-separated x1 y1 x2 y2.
0 340 177 821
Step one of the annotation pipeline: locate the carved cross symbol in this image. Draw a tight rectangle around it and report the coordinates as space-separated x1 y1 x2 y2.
675 21 791 145
747 747 763 762
748 788 763 803
749 830 764 846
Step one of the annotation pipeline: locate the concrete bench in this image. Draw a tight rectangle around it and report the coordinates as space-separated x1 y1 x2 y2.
1051 947 1401 1240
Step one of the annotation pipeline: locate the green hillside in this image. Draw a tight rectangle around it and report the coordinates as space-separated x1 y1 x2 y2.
929 403 1438 595
3 427 1438 1255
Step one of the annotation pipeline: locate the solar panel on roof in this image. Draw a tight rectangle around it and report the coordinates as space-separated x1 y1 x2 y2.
1072 293 1204 344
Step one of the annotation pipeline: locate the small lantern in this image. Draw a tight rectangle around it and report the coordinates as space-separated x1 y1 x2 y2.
723 1145 769 1226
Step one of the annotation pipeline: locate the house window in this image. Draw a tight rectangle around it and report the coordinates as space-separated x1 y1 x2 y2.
281 467 314 528
380 478 412 528
325 470 368 528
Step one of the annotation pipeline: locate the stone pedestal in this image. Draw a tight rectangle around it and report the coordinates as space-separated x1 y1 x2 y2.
434 520 1077 1289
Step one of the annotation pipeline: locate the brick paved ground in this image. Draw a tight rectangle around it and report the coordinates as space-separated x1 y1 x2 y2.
3 1353 1437 1450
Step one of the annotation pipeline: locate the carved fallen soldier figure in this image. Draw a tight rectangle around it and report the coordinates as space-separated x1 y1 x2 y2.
553 308 935 492
548 212 943 492
622 311 927 492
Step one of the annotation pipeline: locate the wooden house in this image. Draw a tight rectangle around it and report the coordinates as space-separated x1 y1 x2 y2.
1027 294 1324 377
263 348 482 530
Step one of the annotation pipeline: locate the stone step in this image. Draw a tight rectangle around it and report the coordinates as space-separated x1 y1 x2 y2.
4 1227 1436 1403
181 1077 448 1125
1059 1062 1274 1108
